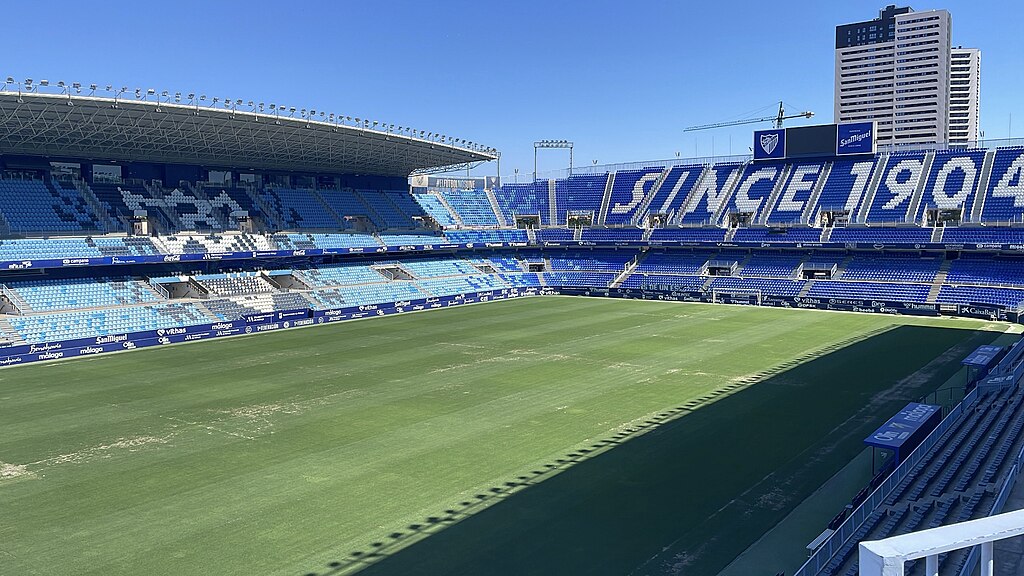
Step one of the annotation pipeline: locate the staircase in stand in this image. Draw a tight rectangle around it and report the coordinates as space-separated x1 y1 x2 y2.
820 226 833 243
797 280 815 298
756 164 792 225
610 252 645 288
905 151 935 224
931 227 944 243
710 162 746 226
525 227 537 244
833 255 854 280
0 285 30 314
352 190 388 229
723 227 738 242
433 191 465 227
312 189 347 229
801 162 832 225
573 227 583 241
927 259 952 303
245 185 285 230
548 180 558 225
856 153 888 224
0 317 25 345
597 172 616 225
971 149 997 223
485 189 509 227
669 165 711 225
633 168 671 226
642 227 654 242
143 181 182 231
735 252 754 276
75 178 118 232
195 301 225 323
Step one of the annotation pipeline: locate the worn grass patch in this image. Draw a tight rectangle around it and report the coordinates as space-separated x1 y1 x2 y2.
0 297 1003 576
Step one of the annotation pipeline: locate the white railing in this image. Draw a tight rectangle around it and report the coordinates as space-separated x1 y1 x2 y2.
860 508 1024 576
793 388 980 576
148 281 170 300
957 441 1024 576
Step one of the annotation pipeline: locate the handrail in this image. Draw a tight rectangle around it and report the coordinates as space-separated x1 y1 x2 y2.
793 388 980 576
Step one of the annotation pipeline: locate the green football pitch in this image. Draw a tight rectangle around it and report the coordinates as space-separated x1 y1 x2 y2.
0 297 1008 576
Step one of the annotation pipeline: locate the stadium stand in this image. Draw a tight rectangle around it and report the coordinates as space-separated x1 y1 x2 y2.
981 147 1024 224
439 189 500 227
765 162 827 225
554 174 608 225
5 139 1024 361
818 383 1024 576
864 151 928 224
6 277 162 312
195 273 276 296
0 177 104 233
260 187 340 229
413 192 459 227
915 149 986 222
603 169 662 225
7 303 209 344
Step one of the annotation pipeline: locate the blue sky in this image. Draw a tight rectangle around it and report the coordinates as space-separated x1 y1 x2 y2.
4 0 1022 179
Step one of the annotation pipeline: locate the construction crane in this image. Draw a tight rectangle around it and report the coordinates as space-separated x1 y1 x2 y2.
683 101 814 132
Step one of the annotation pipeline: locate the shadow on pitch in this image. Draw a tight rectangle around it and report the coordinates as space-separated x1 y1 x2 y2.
299 324 992 576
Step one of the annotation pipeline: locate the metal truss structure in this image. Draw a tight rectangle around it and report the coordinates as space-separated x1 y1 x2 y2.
0 92 497 177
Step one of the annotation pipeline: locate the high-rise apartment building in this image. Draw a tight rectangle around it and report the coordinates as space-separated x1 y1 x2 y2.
835 5 965 146
949 47 981 144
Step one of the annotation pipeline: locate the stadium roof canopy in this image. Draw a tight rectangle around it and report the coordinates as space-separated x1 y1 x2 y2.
0 91 497 177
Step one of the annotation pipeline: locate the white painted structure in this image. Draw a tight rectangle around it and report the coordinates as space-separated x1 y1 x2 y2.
835 7 953 146
858 508 1024 576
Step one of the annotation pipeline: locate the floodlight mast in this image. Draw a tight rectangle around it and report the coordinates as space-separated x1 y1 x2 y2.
683 101 815 132
533 140 574 181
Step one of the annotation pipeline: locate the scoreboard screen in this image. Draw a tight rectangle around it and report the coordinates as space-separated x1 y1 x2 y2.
753 122 875 161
